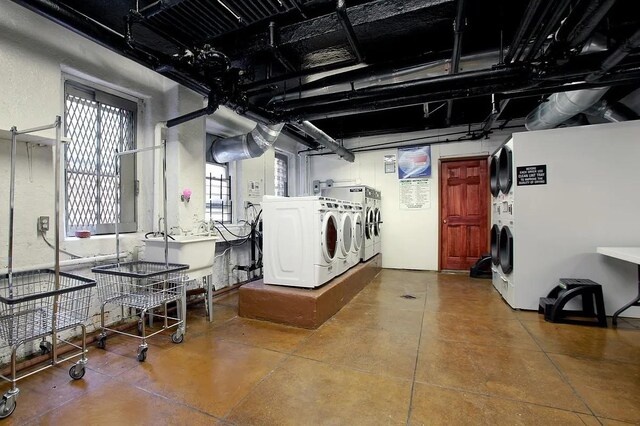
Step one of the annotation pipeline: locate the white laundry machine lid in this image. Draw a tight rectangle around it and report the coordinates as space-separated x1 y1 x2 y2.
321 212 338 262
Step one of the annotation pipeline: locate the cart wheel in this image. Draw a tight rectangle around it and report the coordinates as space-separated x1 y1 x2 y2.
137 347 148 362
39 341 52 355
96 335 107 350
0 397 16 419
171 332 184 344
69 364 85 380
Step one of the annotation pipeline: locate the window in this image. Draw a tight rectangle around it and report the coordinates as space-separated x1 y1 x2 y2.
274 152 288 197
64 81 137 236
205 162 232 223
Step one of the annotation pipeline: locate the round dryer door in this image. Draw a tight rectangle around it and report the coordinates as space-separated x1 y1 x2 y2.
321 212 338 262
490 156 499 197
490 224 500 265
353 213 363 251
365 208 374 240
498 146 513 195
340 214 353 255
499 226 513 274
374 209 382 236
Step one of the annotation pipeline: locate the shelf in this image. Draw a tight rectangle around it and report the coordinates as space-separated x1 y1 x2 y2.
0 129 71 146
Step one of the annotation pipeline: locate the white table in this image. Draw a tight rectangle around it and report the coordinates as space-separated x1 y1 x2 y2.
597 247 640 326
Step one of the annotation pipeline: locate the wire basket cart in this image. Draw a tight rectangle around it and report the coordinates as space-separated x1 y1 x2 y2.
92 261 187 361
0 118 97 419
91 139 189 362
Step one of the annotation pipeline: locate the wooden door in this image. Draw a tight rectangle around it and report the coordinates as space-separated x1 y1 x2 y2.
440 157 489 270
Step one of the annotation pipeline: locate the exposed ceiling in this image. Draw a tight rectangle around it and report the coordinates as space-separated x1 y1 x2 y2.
11 0 640 143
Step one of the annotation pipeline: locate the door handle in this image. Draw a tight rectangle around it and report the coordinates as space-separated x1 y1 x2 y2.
443 219 447 224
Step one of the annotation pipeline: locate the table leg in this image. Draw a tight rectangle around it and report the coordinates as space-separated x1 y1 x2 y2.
612 265 640 326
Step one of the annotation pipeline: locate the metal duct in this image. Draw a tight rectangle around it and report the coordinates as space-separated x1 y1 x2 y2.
290 121 355 162
211 123 284 163
524 87 609 130
586 100 637 122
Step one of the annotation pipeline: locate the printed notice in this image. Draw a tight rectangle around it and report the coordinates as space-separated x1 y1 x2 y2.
399 179 431 210
516 165 547 186
248 180 262 197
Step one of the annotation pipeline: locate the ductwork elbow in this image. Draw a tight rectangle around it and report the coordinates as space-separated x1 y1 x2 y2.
525 88 609 131
211 123 284 163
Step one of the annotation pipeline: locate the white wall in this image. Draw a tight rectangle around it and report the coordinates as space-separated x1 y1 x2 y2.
0 3 253 361
307 126 517 270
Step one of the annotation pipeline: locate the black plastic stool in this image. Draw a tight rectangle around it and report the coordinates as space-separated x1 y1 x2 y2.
538 279 607 327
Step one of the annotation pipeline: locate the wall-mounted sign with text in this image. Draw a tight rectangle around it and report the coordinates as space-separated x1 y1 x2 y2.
516 165 547 186
397 146 431 179
399 179 431 210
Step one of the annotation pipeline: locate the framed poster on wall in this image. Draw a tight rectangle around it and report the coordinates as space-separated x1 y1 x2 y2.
397 146 431 179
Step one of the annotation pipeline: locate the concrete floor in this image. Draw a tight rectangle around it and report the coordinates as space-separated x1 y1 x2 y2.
2 270 639 425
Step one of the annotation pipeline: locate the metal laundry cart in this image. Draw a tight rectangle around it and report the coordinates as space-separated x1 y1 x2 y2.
0 117 96 419
92 140 188 362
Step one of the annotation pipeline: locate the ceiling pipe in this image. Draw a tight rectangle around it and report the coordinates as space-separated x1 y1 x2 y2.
289 121 355 162
522 0 572 62
586 27 640 82
269 21 296 72
525 87 609 130
586 100 637 122
336 0 364 63
526 28 640 131
211 123 285 163
565 0 617 50
445 0 466 126
504 0 543 64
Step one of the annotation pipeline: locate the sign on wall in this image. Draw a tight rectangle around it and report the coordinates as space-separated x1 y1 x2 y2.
384 154 396 174
516 165 547 186
399 179 431 210
397 146 431 179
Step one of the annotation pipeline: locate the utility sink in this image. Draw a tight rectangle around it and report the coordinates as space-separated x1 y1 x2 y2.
143 235 217 272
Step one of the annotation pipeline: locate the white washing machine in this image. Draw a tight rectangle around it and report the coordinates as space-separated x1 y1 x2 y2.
350 203 364 268
372 190 382 256
322 185 377 261
490 121 640 317
262 195 340 288
335 200 354 276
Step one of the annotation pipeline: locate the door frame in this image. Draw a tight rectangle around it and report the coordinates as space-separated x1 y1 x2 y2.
438 154 491 271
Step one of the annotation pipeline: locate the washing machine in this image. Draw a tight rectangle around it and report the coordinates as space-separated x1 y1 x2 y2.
489 121 640 317
322 185 377 261
334 200 354 276
371 190 382 256
350 203 364 268
262 195 340 288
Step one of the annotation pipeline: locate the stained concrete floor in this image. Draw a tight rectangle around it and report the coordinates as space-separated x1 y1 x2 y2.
2 270 640 425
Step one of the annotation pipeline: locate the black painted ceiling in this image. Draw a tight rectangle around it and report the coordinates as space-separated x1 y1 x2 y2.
15 0 640 140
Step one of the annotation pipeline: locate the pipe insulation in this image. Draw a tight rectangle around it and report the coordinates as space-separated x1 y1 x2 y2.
211 123 284 163
290 121 355 162
525 87 609 130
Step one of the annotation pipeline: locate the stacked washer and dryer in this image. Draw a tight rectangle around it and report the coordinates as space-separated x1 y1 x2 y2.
262 195 364 289
322 186 381 261
489 121 640 316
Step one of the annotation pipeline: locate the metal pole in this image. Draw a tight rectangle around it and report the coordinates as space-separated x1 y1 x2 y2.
52 115 62 364
8 128 17 293
115 149 120 265
163 140 168 267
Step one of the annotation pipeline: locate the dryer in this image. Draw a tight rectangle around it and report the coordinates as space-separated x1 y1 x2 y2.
335 200 354 276
262 195 340 288
490 121 640 317
490 139 514 295
372 190 382 256
350 203 364 268
322 185 377 261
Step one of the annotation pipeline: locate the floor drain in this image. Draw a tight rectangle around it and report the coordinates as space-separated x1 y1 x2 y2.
401 294 417 299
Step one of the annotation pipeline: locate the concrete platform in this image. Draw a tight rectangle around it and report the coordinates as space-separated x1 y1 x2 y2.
239 254 382 329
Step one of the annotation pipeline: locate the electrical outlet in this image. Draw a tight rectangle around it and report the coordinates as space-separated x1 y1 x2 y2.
38 216 50 233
